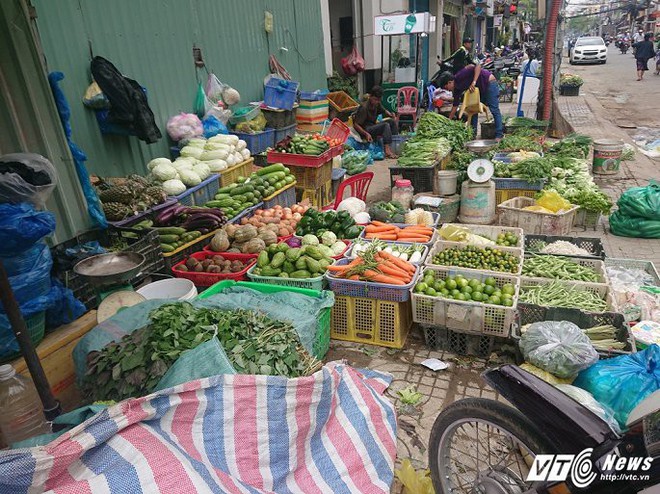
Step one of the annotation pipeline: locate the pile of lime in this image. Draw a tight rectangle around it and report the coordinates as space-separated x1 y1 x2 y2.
414 271 516 307
495 232 519 247
431 245 519 273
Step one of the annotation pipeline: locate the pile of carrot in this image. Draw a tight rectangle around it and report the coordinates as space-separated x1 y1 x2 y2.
363 221 434 243
326 250 415 286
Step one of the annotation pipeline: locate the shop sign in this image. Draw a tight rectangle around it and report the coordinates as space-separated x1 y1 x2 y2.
374 12 433 35
494 14 503 27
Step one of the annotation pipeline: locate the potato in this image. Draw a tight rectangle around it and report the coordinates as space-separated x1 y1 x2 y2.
201 259 213 269
177 265 189 272
185 257 197 269
207 265 221 273
193 263 204 272
213 255 225 262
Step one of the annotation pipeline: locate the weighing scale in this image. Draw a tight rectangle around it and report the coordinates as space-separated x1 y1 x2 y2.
459 140 498 225
73 252 146 323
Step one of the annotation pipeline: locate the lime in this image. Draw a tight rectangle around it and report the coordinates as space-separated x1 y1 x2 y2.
485 277 497 287
415 282 427 293
503 298 514 307
461 285 473 294
441 288 450 296
502 283 515 296
446 279 457 290
468 279 481 289
434 281 445 292
424 275 435 285
425 287 437 296
456 293 467 301
484 285 496 295
489 295 501 305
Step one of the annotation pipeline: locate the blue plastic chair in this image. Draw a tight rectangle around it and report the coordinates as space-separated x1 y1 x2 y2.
427 84 436 111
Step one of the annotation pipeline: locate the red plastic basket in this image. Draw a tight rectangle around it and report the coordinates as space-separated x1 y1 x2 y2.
173 251 256 287
267 148 332 167
324 118 350 144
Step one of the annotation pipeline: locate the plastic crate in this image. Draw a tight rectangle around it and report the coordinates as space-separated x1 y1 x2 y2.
344 241 429 265
523 255 608 284
230 129 275 155
267 148 333 167
524 235 605 260
560 85 581 96
422 325 497 357
219 158 254 188
172 251 256 287
426 241 523 275
297 102 328 125
260 106 297 129
0 311 46 362
162 229 218 272
246 264 325 290
298 179 333 208
174 174 220 207
324 118 351 145
438 223 525 248
358 223 438 247
228 105 261 126
498 197 580 236
274 124 297 144
518 277 614 313
50 227 164 310
198 280 331 359
604 258 660 287
300 90 329 101
390 134 413 155
264 78 299 110
412 193 460 224
109 198 178 227
286 159 332 189
513 306 634 358
493 178 546 190
411 266 519 337
327 91 359 121
262 183 297 209
495 189 538 205
389 163 438 193
325 258 419 302
253 153 268 168
331 296 411 349
573 210 602 231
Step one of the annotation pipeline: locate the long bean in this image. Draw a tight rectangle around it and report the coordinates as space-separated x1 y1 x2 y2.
519 281 608 311
522 255 600 282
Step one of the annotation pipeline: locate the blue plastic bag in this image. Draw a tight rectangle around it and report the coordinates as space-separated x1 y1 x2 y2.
5 242 52 306
202 115 228 138
0 203 55 256
574 344 660 427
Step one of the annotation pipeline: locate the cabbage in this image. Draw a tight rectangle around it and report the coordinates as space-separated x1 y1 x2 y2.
193 163 211 180
152 163 178 181
236 140 247 152
240 149 251 160
179 146 204 159
147 157 172 171
205 159 228 172
172 159 195 170
162 179 186 195
186 138 207 148
179 169 202 187
302 234 319 246
331 241 347 256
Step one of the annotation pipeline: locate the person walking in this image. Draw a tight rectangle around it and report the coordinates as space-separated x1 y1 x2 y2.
438 64 503 139
353 86 399 159
633 33 655 81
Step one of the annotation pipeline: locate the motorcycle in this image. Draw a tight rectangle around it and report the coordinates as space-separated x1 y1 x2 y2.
621 42 630 54
428 364 660 493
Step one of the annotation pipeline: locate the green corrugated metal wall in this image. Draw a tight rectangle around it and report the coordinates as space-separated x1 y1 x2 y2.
32 0 327 177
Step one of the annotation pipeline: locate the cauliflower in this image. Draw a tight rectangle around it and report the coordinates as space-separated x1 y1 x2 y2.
321 231 337 246
331 241 347 256
302 234 319 246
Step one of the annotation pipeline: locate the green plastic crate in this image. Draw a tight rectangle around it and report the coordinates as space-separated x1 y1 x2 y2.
197 280 331 359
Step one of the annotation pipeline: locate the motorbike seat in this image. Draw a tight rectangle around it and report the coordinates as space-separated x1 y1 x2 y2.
627 390 660 426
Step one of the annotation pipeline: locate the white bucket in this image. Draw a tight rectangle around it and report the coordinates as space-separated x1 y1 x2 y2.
592 139 623 175
137 278 197 300
437 170 459 196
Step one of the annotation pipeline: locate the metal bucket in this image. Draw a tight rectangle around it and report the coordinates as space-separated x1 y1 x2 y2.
437 170 459 196
593 139 623 175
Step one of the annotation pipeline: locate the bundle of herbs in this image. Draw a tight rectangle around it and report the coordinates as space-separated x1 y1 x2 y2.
492 133 544 153
83 302 319 402
547 134 592 159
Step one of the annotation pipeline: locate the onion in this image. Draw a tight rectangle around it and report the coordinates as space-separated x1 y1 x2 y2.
263 211 273 217
292 213 302 221
286 236 302 248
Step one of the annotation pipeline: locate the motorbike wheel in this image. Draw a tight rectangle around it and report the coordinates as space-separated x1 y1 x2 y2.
428 398 555 494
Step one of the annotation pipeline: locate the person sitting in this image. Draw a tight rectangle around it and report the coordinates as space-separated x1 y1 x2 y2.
432 87 454 115
353 85 399 159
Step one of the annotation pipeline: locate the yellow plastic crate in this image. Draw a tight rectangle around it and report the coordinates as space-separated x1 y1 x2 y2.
219 158 254 187
331 295 411 348
297 179 333 208
495 188 537 204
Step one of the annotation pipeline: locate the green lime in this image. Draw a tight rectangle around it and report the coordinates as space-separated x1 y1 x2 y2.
434 281 445 292
484 285 495 295
485 277 497 287
503 298 514 307
489 295 501 305
502 284 515 296
416 282 428 292
425 287 437 296
471 292 483 302
446 279 457 290
468 279 481 289
441 288 450 296
456 278 468 288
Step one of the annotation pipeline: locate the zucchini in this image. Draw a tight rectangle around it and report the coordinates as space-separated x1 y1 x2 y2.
256 163 286 176
230 185 254 196
218 183 239 194
159 234 181 243
161 243 176 253
284 175 295 185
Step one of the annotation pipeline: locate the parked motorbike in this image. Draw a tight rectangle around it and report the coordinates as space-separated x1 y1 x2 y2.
428 364 660 493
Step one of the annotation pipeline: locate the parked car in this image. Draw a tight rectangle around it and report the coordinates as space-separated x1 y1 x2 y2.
570 36 608 64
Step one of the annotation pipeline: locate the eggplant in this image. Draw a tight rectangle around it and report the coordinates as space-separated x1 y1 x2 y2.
155 205 178 225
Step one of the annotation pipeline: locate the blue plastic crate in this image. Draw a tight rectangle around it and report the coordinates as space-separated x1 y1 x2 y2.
300 89 329 101
175 174 220 207
230 129 275 155
492 177 546 190
325 259 419 302
264 78 299 110
274 124 297 145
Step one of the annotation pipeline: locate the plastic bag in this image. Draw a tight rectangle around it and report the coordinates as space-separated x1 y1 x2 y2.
574 344 660 427
46 279 86 327
368 141 385 161
194 82 213 118
82 81 109 109
205 105 231 125
555 384 621 433
0 203 55 256
166 113 203 141
438 224 495 246
341 150 369 175
536 190 572 213
519 362 575 385
341 43 365 76
519 321 598 379
0 153 58 208
395 459 434 494
5 242 52 306
610 210 660 239
202 115 228 138
204 73 227 104
617 181 660 221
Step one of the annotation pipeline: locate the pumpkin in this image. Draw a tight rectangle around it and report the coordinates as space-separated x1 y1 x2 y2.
234 224 258 243
241 238 266 254
209 230 230 252
257 229 278 246
224 223 239 239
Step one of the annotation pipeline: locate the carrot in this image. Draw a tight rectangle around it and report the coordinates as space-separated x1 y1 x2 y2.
370 220 390 227
348 274 360 280
378 251 416 274
366 233 398 240
401 227 433 234
365 224 397 233
378 264 411 281
362 270 407 285
397 234 431 242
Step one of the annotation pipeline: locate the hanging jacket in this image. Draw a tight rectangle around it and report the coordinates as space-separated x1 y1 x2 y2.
90 56 162 144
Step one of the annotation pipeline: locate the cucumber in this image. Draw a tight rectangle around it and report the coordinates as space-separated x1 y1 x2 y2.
155 227 186 235
284 175 295 185
159 234 180 244
256 163 286 176
230 185 254 196
218 183 239 194
161 243 176 253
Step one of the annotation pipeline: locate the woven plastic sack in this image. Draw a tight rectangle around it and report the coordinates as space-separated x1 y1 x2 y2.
0 153 57 208
555 384 621 433
519 321 598 379
0 203 55 256
609 210 660 239
617 181 660 221
574 344 660 427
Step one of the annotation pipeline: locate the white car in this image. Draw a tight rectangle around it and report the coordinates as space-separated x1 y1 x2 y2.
570 36 607 64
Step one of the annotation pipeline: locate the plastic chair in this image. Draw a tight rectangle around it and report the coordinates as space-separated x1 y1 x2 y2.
427 84 436 111
323 171 374 211
396 86 419 126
